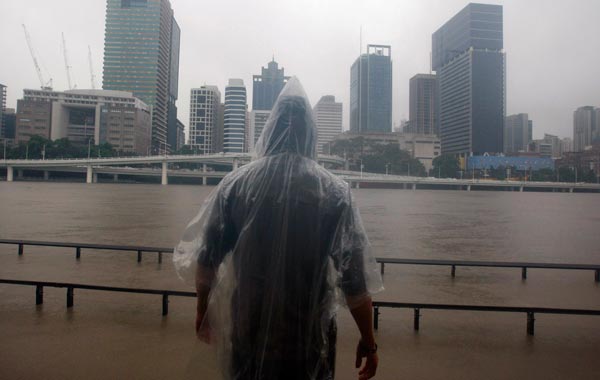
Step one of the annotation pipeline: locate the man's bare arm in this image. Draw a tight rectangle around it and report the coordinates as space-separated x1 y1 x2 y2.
195 265 216 342
348 295 378 380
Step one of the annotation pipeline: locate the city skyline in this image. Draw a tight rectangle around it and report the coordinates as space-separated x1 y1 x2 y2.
1 0 600 141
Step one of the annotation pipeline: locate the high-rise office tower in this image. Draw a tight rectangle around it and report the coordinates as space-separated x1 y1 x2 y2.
504 114 532 154
224 79 247 153
103 0 180 153
409 74 438 135
252 59 289 111
573 106 598 152
189 86 221 154
350 44 392 133
432 3 505 155
314 95 343 154
249 110 271 149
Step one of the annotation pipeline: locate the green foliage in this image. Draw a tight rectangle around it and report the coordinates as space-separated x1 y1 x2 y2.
3 136 117 159
530 168 556 182
431 154 460 178
330 137 426 176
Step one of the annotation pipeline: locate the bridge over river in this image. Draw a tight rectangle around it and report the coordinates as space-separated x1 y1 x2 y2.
2 155 599 192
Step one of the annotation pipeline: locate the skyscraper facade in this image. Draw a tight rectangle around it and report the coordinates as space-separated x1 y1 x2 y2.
252 59 289 111
504 113 532 154
224 79 247 153
573 106 598 152
432 3 505 155
103 0 180 153
250 110 271 148
409 74 438 135
350 44 393 133
313 95 343 154
189 86 221 154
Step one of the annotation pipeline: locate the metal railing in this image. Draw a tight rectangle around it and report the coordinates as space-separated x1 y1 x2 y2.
371 301 600 335
2 239 600 335
0 239 172 263
377 258 600 282
2 239 599 282
1 278 599 336
0 279 194 316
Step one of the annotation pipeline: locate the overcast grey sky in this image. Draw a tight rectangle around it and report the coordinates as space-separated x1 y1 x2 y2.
1 0 599 139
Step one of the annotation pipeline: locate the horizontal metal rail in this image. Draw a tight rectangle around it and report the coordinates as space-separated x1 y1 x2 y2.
2 239 599 281
376 258 600 282
0 239 172 264
2 278 599 336
0 279 195 316
371 301 600 335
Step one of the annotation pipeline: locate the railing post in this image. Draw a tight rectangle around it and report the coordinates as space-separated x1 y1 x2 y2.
67 287 74 308
522 267 527 280
162 293 169 316
18 243 23 256
158 252 162 264
137 250 142 263
451 265 456 278
527 312 535 335
380 262 385 275
76 247 81 260
36 285 43 305
373 306 379 330
595 270 600 282
414 308 421 331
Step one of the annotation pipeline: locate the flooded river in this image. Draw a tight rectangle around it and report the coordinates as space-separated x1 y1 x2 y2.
1 182 599 379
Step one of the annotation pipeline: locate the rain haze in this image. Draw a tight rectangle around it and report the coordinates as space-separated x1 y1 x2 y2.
1 0 599 139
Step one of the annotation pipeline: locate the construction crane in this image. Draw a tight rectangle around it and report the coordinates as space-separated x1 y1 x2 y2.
88 46 97 90
61 32 74 90
22 24 53 91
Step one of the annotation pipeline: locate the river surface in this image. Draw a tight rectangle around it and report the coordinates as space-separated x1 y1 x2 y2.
1 182 599 379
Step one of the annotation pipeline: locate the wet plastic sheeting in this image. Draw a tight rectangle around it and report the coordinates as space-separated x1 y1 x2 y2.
174 77 383 379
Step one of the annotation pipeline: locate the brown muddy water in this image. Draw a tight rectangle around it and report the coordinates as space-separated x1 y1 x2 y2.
1 182 599 379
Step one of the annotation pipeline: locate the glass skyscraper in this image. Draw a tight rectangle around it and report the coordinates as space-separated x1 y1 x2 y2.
103 0 180 153
409 74 438 135
252 59 289 111
432 3 505 155
224 79 247 153
350 44 392 133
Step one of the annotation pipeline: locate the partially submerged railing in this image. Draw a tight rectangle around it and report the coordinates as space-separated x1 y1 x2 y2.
377 258 600 282
371 301 600 335
1 278 599 336
0 279 195 316
0 239 172 264
2 239 599 282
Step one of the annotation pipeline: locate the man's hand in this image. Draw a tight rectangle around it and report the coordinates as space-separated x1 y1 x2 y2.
355 341 378 379
195 310 211 343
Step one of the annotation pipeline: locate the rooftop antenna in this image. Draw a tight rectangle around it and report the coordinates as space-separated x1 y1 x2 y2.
88 46 97 89
61 32 74 90
430 52 432 74
22 24 53 91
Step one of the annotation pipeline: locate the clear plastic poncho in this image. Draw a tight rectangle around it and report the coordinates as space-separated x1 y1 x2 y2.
174 77 383 380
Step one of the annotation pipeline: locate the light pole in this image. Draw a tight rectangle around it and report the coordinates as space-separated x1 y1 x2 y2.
360 159 363 178
88 138 92 159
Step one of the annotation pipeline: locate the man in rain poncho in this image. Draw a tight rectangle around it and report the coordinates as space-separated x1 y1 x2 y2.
174 78 383 380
